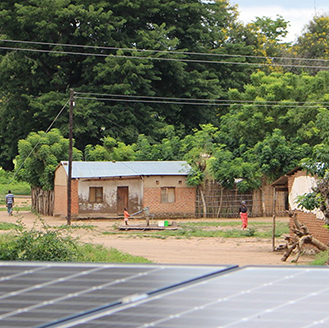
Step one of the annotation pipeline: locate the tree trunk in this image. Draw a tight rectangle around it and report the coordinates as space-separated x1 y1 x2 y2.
31 187 54 216
198 186 207 218
281 211 329 262
217 185 223 218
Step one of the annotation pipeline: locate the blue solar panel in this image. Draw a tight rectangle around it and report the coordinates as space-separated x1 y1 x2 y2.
56 266 329 328
0 262 234 328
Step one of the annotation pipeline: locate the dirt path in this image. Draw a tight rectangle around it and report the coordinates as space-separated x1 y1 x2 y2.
0 209 316 266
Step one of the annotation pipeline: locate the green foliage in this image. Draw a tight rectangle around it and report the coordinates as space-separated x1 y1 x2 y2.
0 169 31 195
296 192 321 211
186 167 205 187
85 137 136 161
292 15 329 60
252 129 310 180
15 128 82 190
0 218 151 263
0 219 78 261
244 15 290 67
310 251 328 266
0 0 256 169
75 244 152 263
209 148 261 191
0 222 18 230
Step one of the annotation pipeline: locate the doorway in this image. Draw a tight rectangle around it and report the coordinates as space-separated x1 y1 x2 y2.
117 186 128 215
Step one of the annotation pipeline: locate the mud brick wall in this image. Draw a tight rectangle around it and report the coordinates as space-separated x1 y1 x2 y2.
288 171 329 246
54 179 79 217
290 211 329 246
144 187 196 218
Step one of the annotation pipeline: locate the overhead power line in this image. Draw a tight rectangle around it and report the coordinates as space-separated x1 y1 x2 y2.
74 92 329 105
1 40 329 69
74 95 329 108
2 39 329 63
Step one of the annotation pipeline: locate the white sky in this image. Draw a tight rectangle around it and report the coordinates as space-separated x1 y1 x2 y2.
232 0 329 42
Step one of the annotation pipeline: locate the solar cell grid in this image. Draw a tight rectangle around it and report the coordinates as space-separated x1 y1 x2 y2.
0 262 231 328
59 266 329 328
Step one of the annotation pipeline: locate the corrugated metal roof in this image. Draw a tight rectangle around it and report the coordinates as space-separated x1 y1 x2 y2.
60 161 190 179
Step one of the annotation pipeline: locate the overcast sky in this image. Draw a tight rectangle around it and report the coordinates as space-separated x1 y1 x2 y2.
231 0 329 42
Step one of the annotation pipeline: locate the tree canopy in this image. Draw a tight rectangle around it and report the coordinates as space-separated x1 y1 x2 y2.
2 1 329 195
16 129 82 190
0 0 258 169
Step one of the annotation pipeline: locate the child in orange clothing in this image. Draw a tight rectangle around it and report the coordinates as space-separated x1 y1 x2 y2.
124 207 130 226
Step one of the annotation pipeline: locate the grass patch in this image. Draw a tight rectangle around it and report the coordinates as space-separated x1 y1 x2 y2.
0 221 18 230
75 243 152 263
0 218 151 263
108 221 289 239
55 224 97 231
0 205 31 212
309 251 328 266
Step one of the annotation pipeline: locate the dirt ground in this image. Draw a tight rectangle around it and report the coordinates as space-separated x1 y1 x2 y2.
0 198 316 266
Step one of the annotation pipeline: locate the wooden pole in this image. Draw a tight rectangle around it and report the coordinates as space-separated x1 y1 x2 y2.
272 188 277 252
67 89 74 226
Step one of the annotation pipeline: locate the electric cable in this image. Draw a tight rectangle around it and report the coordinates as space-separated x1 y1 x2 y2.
1 45 328 69
74 95 328 108
74 91 329 106
1 39 329 64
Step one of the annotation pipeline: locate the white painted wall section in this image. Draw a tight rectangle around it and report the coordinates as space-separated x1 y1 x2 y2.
289 175 324 220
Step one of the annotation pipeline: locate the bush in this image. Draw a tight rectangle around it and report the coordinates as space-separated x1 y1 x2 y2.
0 217 151 263
0 218 78 261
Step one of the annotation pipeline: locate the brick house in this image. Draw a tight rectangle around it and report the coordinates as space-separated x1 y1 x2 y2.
53 161 195 219
272 167 329 245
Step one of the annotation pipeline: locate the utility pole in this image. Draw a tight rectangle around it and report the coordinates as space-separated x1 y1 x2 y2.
67 89 74 225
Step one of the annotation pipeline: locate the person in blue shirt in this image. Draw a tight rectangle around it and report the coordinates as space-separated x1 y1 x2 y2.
5 190 14 216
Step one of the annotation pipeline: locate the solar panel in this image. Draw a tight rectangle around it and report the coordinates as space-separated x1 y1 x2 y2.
55 266 329 328
0 262 234 328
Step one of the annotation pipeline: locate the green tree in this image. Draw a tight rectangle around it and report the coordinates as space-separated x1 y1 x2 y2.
0 0 257 169
16 128 82 190
182 124 220 217
209 148 261 192
85 137 136 161
218 71 329 152
251 129 311 180
244 15 291 67
292 14 329 60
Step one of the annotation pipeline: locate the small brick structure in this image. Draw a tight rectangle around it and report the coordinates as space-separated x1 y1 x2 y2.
289 211 329 246
273 167 329 246
53 161 195 220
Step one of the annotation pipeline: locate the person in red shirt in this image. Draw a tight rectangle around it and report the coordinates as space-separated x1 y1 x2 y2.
238 201 248 230
124 207 130 226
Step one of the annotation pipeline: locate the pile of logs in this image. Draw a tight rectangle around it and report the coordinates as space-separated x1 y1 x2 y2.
278 211 329 263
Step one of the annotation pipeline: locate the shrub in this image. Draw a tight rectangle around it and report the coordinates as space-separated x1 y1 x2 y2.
0 218 77 261
0 217 151 263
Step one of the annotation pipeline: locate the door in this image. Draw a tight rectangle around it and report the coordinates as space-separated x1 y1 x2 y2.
117 186 128 215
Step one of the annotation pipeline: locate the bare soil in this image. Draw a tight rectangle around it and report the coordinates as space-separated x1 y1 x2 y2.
0 201 316 266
